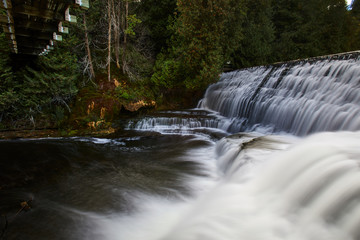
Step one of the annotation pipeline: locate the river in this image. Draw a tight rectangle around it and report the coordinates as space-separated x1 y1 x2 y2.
1 53 360 240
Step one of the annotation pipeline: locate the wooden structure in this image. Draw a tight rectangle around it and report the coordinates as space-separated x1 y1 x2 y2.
0 0 89 55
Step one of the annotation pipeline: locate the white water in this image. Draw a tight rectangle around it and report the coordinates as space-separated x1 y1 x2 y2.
97 54 360 240
91 131 360 240
200 57 360 135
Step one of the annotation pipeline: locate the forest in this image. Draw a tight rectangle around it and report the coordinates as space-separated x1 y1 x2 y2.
0 0 360 132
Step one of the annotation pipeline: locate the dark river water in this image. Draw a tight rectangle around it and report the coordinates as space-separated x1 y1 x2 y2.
0 117 225 240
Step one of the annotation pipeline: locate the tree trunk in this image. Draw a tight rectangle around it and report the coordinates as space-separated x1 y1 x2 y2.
113 1 121 69
107 0 112 82
83 13 95 79
122 0 129 74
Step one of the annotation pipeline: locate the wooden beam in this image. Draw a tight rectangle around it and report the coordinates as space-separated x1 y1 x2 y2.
53 32 62 41
17 46 42 55
13 5 65 21
15 19 58 32
17 40 48 47
15 28 53 40
65 6 77 23
75 0 90 9
16 41 50 50
2 0 90 55
58 21 68 33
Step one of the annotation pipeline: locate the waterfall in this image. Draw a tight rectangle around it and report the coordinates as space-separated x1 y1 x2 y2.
200 54 360 135
65 52 360 240
2 54 360 240
103 52 360 240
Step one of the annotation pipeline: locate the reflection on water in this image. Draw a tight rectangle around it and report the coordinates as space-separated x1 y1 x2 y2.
0 131 217 240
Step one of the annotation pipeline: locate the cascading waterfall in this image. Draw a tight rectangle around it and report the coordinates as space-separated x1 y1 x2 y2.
110 52 360 240
200 54 360 135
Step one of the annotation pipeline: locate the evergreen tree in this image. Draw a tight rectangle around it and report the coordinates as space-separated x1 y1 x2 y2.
272 0 302 61
318 0 351 54
22 46 80 114
10 40 81 127
138 0 177 54
0 32 17 122
234 0 275 68
152 0 246 90
349 0 360 50
351 0 360 15
272 0 351 61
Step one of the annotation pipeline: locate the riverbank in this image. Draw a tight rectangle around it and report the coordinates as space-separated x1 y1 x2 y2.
0 127 116 140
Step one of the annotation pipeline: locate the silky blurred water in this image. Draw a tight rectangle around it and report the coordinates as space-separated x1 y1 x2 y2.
0 132 218 240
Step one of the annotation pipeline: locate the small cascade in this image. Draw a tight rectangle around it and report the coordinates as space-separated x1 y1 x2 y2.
200 55 360 135
125 110 230 138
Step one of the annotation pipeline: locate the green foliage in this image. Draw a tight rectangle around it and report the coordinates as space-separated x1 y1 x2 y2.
138 0 177 53
52 106 66 127
24 68 75 112
22 45 80 114
221 0 248 62
0 35 80 127
123 45 154 80
115 78 154 102
272 0 352 62
152 0 246 91
175 0 225 89
125 14 142 36
234 0 275 68
349 0 360 50
0 32 18 119
151 53 182 89
353 0 360 14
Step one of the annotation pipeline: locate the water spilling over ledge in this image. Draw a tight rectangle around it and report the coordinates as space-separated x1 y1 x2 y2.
200 51 360 135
